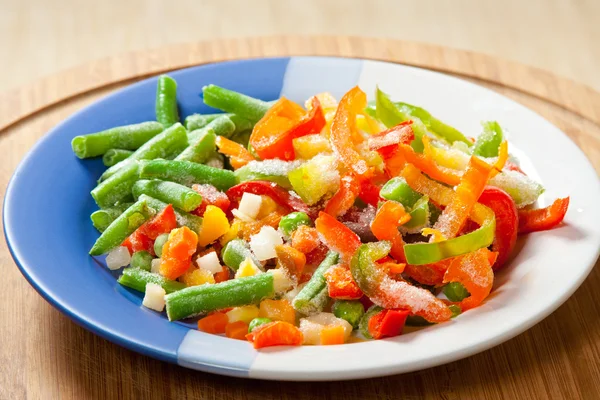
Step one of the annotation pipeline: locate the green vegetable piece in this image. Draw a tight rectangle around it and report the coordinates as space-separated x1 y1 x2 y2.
278 212 312 238
234 159 297 189
403 196 430 231
228 114 254 134
184 114 212 131
449 305 462 318
288 155 339 205
248 317 272 333
405 315 433 326
221 239 253 271
91 162 139 208
176 128 217 164
185 113 255 136
186 115 235 143
71 121 163 159
489 170 544 208
380 177 422 208
130 251 153 271
230 129 252 147
89 199 154 256
359 305 384 339
473 121 504 157
332 300 365 330
443 282 471 302
139 159 236 191
292 251 339 314
118 267 185 294
165 273 275 321
90 203 133 232
138 194 203 234
156 75 179 128
154 233 169 258
429 202 442 225
132 179 202 212
99 122 188 181
202 85 271 124
102 149 134 167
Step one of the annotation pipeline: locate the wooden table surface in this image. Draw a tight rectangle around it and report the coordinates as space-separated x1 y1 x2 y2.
1 36 599 399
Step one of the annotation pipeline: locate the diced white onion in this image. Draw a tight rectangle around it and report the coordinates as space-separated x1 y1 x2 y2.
249 226 283 261
269 268 295 294
106 246 131 270
196 252 221 274
142 283 166 312
238 192 262 219
231 208 255 222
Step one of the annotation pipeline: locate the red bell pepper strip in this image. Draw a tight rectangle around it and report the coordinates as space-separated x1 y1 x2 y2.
368 309 410 339
518 197 569 234
122 204 178 254
324 174 360 218
370 201 411 262
289 96 326 140
226 181 316 219
323 263 363 300
367 121 414 151
191 184 231 216
315 211 361 261
377 145 406 178
330 87 371 178
122 230 154 255
478 186 518 270
443 248 494 311
358 180 383 207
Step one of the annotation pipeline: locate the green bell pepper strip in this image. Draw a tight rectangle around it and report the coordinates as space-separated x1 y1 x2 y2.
153 233 169 257
71 121 164 159
118 267 185 294
489 169 544 208
380 177 422 208
202 85 272 124
89 199 154 255
91 162 139 208
165 273 275 321
404 203 496 265
137 194 203 234
90 202 133 232
443 282 470 302
138 159 237 191
292 251 338 315
233 159 299 189
221 238 255 272
156 75 179 127
402 196 430 232
132 179 203 212
130 251 153 271
332 300 365 330
359 305 384 339
102 149 134 167
375 87 427 153
99 122 188 181
473 121 503 158
278 212 312 238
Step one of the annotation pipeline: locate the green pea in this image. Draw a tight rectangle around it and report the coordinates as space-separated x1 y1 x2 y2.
130 251 153 271
248 317 272 333
278 212 312 238
154 233 170 258
443 282 470 302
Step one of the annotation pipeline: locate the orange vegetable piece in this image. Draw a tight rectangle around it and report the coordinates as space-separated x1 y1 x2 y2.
367 122 414 150
159 226 198 280
258 299 296 324
140 204 178 240
291 225 320 254
397 143 462 186
315 212 361 262
240 211 283 241
443 248 494 311
245 321 304 349
275 244 306 277
518 197 570 234
324 174 360 218
323 264 363 300
320 325 345 345
370 201 411 262
215 136 255 169
198 312 229 334
377 145 406 178
225 321 250 340
214 266 230 283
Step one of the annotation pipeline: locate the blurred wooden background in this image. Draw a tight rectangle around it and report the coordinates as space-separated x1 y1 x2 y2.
1 0 599 93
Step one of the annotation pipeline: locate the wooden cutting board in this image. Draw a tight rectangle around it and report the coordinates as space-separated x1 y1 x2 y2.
0 36 598 400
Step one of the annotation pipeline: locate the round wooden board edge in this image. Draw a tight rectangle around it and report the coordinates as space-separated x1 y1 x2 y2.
1 35 600 133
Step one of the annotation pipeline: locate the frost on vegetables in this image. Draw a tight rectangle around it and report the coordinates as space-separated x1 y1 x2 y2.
76 76 569 349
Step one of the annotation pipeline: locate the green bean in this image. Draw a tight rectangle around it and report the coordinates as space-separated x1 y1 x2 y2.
132 179 202 212
89 199 154 256
292 251 339 315
130 251 153 271
380 177 422 208
138 194 203 234
139 159 236 191
443 282 470 302
202 85 271 124
102 149 134 167
359 305 384 339
165 273 275 321
177 128 216 164
71 121 164 159
332 300 365 329
473 121 504 158
154 233 169 258
221 239 253 271
91 162 139 208
156 75 179 127
99 122 188 181
118 267 185 294
228 114 254 133
278 212 312 238
90 203 133 232
186 115 235 143
248 317 272 333
230 129 252 147
184 114 212 131
185 112 254 134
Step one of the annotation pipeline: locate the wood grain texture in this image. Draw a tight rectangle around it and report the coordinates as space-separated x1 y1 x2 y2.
0 37 599 400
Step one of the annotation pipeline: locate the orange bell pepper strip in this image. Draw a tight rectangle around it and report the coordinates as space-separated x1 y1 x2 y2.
324 174 360 218
159 226 198 280
315 212 361 261
518 197 570 234
367 121 414 151
215 136 255 169
323 263 363 300
197 312 229 334
370 201 411 262
397 142 463 186
490 141 508 178
443 248 494 311
245 321 304 348
377 145 406 178
330 87 371 178
433 156 494 239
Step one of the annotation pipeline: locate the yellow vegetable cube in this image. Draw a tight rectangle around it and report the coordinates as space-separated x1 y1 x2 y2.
226 305 260 324
234 257 262 278
255 195 279 220
181 268 215 287
198 205 230 247
292 134 332 160
258 299 296 324
220 219 242 246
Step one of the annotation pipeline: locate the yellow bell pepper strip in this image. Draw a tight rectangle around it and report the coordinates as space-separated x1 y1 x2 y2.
330 87 371 179
400 164 496 265
215 135 256 169
370 201 411 262
351 241 452 323
518 197 570 234
315 212 361 262
433 156 494 239
443 248 494 311
397 142 463 186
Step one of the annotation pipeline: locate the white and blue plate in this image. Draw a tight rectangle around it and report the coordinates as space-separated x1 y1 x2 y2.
4 57 600 381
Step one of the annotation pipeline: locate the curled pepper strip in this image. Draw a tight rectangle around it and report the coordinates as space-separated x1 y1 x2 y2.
367 122 414 151
324 174 360 218
400 164 496 265
443 248 494 311
518 197 570 234
215 136 255 169
315 211 361 262
370 201 411 262
330 87 371 178
397 142 463 186
351 241 452 323
490 141 508 178
226 181 317 219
